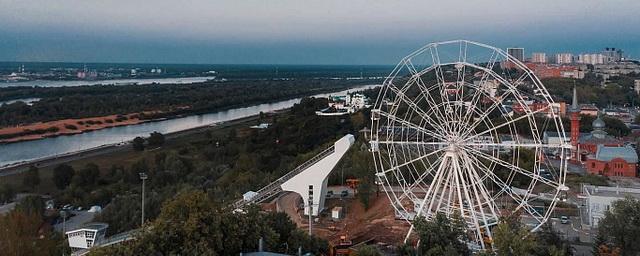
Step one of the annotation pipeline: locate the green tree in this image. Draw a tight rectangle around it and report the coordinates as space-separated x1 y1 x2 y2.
0 184 16 203
493 215 536 256
595 197 640 256
534 222 571 256
73 163 100 187
0 209 62 255
132 136 145 151
22 165 41 190
91 190 328 255
52 164 75 190
413 212 470 255
147 132 165 147
354 244 382 256
15 195 45 217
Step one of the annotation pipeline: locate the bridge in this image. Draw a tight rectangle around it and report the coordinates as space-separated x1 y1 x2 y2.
234 134 355 216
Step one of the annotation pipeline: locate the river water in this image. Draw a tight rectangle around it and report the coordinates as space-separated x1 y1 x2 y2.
0 77 214 88
0 84 379 167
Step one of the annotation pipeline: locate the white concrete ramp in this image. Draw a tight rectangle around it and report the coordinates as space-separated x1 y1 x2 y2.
234 134 355 216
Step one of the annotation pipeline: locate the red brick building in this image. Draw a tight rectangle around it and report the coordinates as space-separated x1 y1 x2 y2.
586 145 638 177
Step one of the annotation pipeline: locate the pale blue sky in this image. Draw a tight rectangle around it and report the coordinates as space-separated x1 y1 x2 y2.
0 0 638 64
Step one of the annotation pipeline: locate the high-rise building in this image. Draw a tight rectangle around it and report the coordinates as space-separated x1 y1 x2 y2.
531 52 547 63
556 53 573 64
507 48 525 62
602 47 624 62
577 54 606 65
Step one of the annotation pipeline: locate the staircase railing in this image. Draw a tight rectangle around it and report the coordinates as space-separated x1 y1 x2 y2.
233 144 336 209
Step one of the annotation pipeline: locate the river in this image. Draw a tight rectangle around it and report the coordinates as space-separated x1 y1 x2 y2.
0 84 379 167
0 76 214 88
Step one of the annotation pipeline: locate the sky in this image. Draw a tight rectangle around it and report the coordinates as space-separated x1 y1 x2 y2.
0 0 639 65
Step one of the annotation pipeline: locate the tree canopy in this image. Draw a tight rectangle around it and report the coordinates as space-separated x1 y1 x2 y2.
595 197 640 256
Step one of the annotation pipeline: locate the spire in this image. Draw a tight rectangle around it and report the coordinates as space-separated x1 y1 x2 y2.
570 83 579 112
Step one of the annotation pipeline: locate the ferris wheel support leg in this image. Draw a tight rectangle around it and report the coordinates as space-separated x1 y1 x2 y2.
404 153 451 244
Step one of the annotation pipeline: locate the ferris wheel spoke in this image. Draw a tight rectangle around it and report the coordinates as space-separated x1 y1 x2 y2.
464 146 559 188
461 106 549 144
378 146 446 175
404 61 455 134
459 87 514 138
429 47 461 132
458 152 500 230
459 142 569 150
378 110 448 141
387 83 448 133
464 152 544 221
397 156 445 202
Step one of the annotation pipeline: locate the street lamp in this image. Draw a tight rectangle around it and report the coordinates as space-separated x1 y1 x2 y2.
139 172 148 227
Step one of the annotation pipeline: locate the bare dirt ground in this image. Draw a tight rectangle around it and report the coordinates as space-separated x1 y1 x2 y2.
277 191 410 246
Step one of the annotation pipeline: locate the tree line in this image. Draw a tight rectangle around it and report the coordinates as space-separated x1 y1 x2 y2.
0 78 376 127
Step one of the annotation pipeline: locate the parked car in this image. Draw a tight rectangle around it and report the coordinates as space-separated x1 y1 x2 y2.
326 191 334 198
560 216 569 224
341 190 349 198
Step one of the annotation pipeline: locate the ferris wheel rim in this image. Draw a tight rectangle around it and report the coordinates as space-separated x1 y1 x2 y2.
369 40 569 249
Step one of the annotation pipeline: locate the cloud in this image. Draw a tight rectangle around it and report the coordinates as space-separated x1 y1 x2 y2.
0 0 638 64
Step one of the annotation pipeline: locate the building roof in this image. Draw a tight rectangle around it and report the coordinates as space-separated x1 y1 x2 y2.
595 145 638 163
583 185 640 199
592 115 606 129
580 133 621 145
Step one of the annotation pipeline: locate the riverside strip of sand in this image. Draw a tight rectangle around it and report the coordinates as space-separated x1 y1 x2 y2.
0 114 143 143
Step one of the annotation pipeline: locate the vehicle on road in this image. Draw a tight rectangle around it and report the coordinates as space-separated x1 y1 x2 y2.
326 191 334 198
341 190 349 198
560 216 569 224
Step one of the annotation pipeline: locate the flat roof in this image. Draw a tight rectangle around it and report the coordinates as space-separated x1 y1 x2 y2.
584 185 640 199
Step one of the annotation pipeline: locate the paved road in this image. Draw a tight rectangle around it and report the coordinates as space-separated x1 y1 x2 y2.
53 210 97 233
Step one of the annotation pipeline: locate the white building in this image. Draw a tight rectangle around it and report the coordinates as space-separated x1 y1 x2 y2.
555 53 573 64
317 93 369 116
531 52 547 63
581 185 640 227
473 79 499 97
66 223 109 251
577 54 606 65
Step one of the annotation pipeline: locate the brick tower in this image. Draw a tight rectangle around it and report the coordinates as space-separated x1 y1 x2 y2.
568 85 581 162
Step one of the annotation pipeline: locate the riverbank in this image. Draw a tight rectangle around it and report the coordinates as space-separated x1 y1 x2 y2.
0 84 380 167
0 114 144 143
0 111 266 181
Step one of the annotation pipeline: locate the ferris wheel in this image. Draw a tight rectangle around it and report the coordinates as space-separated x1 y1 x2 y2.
369 40 570 250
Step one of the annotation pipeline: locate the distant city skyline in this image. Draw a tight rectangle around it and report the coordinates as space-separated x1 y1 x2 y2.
1 0 639 65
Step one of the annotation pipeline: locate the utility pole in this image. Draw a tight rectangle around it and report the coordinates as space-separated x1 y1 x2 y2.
139 172 148 227
60 210 67 256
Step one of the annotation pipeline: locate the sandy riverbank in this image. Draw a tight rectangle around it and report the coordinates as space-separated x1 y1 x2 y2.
0 114 144 143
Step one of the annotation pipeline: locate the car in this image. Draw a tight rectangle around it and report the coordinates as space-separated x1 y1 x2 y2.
341 190 349 198
76 206 83 211
62 204 72 210
560 216 569 224
326 191 334 198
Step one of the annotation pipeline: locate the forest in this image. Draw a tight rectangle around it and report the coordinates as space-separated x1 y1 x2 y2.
0 78 378 127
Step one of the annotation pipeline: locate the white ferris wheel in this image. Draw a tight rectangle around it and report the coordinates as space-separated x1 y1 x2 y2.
369 40 571 250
